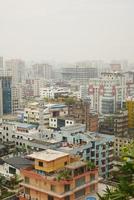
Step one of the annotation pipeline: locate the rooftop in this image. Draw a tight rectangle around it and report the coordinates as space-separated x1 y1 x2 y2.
3 121 37 129
45 103 67 109
4 157 33 169
66 161 86 169
27 149 69 162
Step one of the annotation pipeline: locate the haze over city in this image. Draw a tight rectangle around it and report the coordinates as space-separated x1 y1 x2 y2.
0 1 134 200
0 0 134 62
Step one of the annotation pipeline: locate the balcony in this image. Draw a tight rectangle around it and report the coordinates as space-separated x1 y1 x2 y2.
19 194 31 200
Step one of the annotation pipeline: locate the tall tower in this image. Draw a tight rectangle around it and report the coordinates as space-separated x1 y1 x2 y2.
0 57 3 69
0 76 12 116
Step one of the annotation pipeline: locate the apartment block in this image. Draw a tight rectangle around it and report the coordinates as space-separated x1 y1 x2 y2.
126 97 134 129
19 149 98 200
54 126 114 178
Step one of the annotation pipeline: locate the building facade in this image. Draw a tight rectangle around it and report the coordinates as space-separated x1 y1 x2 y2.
126 97 134 129
19 149 98 200
0 76 12 116
89 72 129 114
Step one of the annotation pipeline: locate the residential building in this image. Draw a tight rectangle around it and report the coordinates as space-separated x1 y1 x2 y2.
0 76 12 116
5 59 25 85
68 101 98 132
49 117 75 129
54 125 114 178
32 63 52 80
89 72 129 114
62 65 98 83
19 149 98 200
0 56 3 68
0 121 60 150
99 110 128 137
40 86 70 99
126 97 134 129
0 157 33 179
23 104 68 126
114 137 133 157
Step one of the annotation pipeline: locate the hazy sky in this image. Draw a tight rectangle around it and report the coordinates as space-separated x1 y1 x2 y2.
0 0 134 62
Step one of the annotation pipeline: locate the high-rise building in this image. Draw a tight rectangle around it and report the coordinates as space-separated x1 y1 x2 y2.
5 59 25 85
126 97 134 129
62 66 98 83
0 57 3 69
32 63 52 79
0 76 12 116
89 72 128 114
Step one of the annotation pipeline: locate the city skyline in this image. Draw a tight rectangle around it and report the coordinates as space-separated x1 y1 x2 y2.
0 0 134 62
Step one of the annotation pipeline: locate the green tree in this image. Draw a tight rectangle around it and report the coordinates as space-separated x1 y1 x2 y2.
98 143 134 200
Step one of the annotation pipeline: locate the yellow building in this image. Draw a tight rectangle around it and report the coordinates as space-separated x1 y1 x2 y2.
19 149 98 200
126 98 134 128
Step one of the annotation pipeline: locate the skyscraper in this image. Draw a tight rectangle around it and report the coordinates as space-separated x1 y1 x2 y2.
0 57 3 69
0 76 12 116
5 59 25 85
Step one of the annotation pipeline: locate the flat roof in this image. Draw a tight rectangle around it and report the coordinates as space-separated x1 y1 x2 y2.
3 121 37 129
27 149 69 162
17 123 37 129
66 161 86 169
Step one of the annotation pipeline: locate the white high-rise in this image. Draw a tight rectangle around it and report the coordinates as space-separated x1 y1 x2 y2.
89 72 133 114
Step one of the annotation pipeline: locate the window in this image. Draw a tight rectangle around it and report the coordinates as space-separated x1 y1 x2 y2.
6 133 8 136
6 127 8 130
65 196 70 200
39 161 43 167
90 174 95 182
75 177 85 187
64 161 67 166
75 189 85 199
64 184 70 192
51 185 55 192
48 195 54 200
25 188 30 195
9 166 16 174
24 177 30 184
90 184 95 192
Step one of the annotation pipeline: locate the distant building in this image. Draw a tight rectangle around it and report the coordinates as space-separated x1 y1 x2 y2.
126 97 134 129
5 59 25 85
114 137 133 157
23 103 68 127
49 117 75 129
40 86 70 99
0 76 12 116
62 66 98 83
99 110 128 137
0 57 3 69
32 63 52 79
89 72 129 114
68 101 98 132
110 63 122 72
